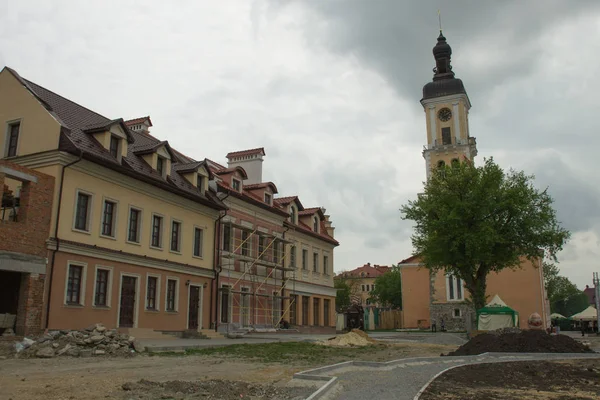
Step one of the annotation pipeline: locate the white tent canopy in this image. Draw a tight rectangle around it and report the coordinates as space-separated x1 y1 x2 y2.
550 313 566 319
486 294 508 307
570 306 597 321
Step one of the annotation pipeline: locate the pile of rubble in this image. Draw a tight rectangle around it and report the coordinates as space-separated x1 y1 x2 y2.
15 323 141 358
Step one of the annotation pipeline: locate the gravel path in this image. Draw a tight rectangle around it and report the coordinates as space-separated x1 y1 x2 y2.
312 353 600 400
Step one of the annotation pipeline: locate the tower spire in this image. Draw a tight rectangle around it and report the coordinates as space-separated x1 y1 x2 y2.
438 10 442 34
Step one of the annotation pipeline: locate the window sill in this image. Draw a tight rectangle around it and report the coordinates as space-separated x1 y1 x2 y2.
92 305 110 310
64 303 84 308
99 234 117 241
165 310 178 314
72 228 91 235
192 254 204 260
149 245 164 251
145 308 160 313
126 240 141 246
170 249 183 256
446 299 465 303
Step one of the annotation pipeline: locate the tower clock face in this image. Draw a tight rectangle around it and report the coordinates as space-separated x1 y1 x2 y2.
438 108 452 122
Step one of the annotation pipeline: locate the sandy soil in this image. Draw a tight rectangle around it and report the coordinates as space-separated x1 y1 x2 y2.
0 342 454 400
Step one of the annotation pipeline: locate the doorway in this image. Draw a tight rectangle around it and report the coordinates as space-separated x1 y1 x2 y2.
119 276 137 328
0 271 21 334
188 286 201 330
241 287 250 326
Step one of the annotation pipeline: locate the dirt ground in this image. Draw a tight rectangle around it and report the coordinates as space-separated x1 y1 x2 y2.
0 342 455 400
421 359 600 400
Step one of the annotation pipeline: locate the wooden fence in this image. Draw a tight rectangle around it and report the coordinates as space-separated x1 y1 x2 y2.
377 310 403 330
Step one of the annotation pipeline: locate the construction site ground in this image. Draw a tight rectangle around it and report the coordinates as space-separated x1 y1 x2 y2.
0 331 462 400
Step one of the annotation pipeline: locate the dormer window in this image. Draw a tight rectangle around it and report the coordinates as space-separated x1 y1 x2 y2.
109 135 119 158
313 216 319 232
264 193 272 205
290 206 297 224
232 178 241 192
157 156 165 177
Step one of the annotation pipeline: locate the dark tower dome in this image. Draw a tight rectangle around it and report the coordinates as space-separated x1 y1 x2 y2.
422 31 468 101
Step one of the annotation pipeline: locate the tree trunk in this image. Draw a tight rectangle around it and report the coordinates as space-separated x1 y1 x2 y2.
468 278 488 311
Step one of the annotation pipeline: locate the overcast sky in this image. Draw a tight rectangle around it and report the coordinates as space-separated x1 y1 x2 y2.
2 1 599 289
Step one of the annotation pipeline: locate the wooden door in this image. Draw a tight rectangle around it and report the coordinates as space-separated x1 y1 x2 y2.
119 276 136 327
188 286 200 330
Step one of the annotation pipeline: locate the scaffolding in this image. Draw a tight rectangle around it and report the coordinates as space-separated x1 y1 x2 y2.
217 219 297 333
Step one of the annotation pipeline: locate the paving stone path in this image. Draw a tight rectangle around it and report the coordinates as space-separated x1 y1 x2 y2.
297 352 600 400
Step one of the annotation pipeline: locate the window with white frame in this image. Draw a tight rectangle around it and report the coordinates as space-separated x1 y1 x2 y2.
302 249 308 270
156 156 165 177
313 252 319 273
453 308 462 318
65 263 86 305
232 178 241 192
109 135 120 159
127 207 141 243
193 227 204 257
170 220 181 252
166 278 178 312
74 191 92 232
151 214 163 248
447 274 464 301
290 206 297 224
323 255 329 275
313 216 319 232
146 275 159 310
5 121 20 158
101 199 117 237
94 268 110 307
290 245 297 268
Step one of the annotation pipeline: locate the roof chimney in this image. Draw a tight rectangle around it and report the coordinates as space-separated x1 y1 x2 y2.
226 147 265 185
125 116 153 135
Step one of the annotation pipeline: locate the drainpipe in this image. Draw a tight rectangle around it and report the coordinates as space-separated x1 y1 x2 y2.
212 191 230 332
45 150 84 330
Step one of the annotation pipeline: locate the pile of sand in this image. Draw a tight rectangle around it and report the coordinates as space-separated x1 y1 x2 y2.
317 329 377 347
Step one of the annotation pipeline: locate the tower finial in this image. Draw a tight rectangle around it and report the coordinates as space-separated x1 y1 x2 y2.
438 10 442 33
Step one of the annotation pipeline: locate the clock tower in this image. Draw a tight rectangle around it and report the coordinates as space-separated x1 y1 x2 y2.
421 31 477 179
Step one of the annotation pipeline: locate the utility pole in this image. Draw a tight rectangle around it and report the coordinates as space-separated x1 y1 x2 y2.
594 272 600 335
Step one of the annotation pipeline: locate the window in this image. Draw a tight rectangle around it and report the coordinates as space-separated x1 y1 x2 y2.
156 156 165 177
220 285 230 323
371 284 375 291
302 296 309 325
6 122 20 157
223 224 231 252
171 220 181 252
302 249 308 270
273 240 279 264
128 208 141 243
290 206 296 223
166 279 177 311
66 265 83 305
241 231 249 256
313 252 319 273
193 227 204 257
101 200 116 237
289 295 297 325
109 135 119 158
75 192 91 231
442 127 452 145
313 217 319 232
453 308 462 318
94 269 109 306
290 246 297 268
437 160 446 169
258 236 265 260
323 256 329 275
447 274 464 301
232 178 241 192
451 158 460 167
146 276 158 310
264 193 272 205
362 284 365 292
151 215 163 248
323 299 330 326
313 298 320 326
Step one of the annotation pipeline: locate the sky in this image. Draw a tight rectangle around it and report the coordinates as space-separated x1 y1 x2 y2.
1 0 599 289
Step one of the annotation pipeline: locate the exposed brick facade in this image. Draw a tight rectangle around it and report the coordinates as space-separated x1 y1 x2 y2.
0 161 54 336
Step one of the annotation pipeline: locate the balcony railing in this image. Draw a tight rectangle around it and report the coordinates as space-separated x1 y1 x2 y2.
426 136 477 149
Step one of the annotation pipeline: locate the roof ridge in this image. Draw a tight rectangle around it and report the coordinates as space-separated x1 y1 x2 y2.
23 78 111 123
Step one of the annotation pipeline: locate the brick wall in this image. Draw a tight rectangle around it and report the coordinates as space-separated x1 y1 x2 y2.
15 273 45 336
0 160 54 257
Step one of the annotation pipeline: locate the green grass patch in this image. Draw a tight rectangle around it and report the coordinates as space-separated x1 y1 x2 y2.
174 341 382 363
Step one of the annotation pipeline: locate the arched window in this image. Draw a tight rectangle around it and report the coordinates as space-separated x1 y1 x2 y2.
313 216 319 232
451 158 460 167
447 274 463 301
437 160 446 169
290 206 297 224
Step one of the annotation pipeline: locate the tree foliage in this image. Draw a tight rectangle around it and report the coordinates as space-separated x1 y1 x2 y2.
552 292 589 318
544 261 588 317
369 265 402 309
401 158 570 310
335 275 360 311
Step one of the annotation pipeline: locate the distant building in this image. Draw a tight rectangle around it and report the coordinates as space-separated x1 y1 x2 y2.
335 263 391 307
583 285 596 306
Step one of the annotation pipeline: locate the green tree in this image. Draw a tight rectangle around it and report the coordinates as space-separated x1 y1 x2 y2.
334 276 353 311
552 292 589 318
401 158 570 310
369 265 402 309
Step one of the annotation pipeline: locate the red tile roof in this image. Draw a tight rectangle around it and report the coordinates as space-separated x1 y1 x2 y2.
243 182 278 194
274 195 305 211
288 220 339 246
341 263 391 278
398 255 422 265
124 116 153 127
226 147 265 159
215 181 288 217
206 158 226 170
213 166 248 179
298 207 321 216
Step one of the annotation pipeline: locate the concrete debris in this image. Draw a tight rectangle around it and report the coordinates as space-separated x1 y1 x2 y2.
16 323 138 358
